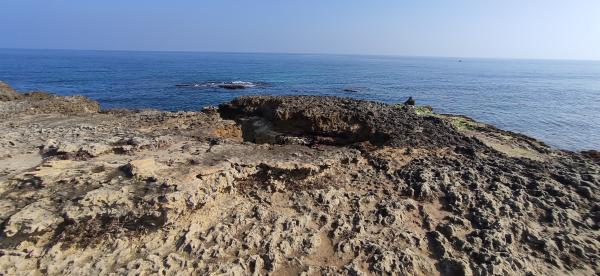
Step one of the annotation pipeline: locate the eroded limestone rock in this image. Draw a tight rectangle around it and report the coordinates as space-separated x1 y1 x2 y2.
0 88 598 275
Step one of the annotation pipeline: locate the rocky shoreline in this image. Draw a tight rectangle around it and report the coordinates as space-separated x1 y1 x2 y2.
1 81 598 275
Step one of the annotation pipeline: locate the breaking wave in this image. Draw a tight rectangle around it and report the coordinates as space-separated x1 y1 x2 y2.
175 81 268 90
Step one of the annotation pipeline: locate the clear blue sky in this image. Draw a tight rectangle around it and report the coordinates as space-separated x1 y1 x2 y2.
1 0 599 60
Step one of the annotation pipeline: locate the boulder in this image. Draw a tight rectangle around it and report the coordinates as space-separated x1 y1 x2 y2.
122 158 158 180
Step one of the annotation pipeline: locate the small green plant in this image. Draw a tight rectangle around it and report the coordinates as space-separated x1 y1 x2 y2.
414 105 433 115
393 104 433 116
448 116 478 130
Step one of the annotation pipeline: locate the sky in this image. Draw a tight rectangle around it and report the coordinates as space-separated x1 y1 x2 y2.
1 0 599 60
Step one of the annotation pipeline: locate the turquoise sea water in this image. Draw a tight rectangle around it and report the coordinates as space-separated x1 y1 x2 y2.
1 49 599 150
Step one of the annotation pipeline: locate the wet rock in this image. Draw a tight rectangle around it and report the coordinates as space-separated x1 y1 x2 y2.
201 106 219 115
581 150 600 163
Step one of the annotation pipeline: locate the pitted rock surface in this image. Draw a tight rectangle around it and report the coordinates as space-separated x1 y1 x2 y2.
0 84 598 275
219 95 474 148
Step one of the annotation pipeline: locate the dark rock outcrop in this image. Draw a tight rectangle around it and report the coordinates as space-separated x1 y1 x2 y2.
219 95 473 148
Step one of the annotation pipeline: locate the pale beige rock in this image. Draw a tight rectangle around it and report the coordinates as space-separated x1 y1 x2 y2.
125 158 158 179
4 199 63 237
0 91 598 275
0 200 17 223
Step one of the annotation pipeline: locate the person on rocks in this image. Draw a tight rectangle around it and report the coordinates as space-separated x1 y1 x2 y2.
402 96 416 111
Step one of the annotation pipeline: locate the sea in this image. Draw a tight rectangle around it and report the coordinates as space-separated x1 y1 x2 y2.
1 49 599 151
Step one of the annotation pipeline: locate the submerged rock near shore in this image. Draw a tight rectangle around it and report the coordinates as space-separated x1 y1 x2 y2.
0 82 598 275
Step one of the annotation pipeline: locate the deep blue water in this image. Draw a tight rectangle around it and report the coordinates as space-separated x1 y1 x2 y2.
1 49 599 151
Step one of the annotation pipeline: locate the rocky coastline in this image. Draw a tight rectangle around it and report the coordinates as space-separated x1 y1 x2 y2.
1 81 598 275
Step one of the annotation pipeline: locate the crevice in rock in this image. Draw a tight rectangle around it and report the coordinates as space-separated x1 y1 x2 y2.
53 211 167 249
235 163 327 196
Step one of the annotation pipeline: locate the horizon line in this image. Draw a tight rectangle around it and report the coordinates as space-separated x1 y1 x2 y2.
1 47 599 62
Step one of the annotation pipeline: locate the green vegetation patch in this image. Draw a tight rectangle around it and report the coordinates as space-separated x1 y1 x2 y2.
444 116 480 131
394 104 433 116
